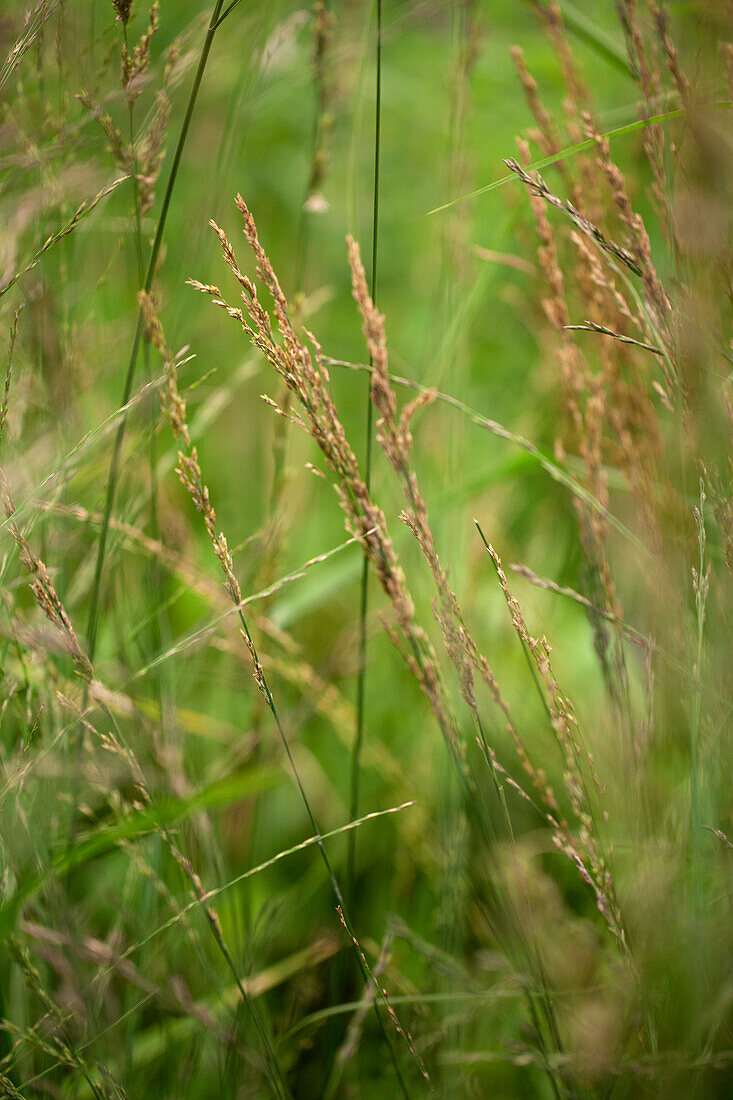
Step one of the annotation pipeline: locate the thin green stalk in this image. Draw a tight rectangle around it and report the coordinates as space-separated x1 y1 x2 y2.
85 0 225 663
213 0 244 28
130 46 173 745
336 301 566 1088
557 1 633 76
347 0 382 915
689 479 708 873
233 600 412 1098
426 102 733 216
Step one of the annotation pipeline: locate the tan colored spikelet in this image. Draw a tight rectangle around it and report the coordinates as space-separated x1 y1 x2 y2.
197 200 461 759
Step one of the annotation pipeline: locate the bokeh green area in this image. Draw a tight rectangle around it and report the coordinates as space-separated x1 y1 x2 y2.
0 1 731 1097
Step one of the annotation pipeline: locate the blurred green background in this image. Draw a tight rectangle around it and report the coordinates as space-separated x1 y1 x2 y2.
0 1 731 1097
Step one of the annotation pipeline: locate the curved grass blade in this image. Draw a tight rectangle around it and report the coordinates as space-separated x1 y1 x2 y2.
0 176 128 300
0 1 59 93
426 104 717 216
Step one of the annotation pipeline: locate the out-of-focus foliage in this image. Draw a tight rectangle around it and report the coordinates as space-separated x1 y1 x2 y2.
0 1 730 1097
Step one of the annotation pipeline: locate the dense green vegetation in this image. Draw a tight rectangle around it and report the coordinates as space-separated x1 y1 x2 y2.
0 1 731 1096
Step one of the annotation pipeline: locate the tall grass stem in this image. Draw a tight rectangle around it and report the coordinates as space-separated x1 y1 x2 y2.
347 0 382 916
85 0 226 662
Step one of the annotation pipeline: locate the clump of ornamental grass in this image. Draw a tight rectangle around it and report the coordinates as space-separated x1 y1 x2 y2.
182 1 732 1085
0 1 730 1096
189 192 642 1098
505 0 732 1090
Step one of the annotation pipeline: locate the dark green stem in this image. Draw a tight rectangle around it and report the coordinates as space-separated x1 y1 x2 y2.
347 0 382 916
85 0 225 662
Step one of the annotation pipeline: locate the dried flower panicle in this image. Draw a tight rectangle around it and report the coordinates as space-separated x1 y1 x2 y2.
346 236 435 472
191 200 461 755
112 0 133 25
347 228 623 942
145 260 428 1086
121 2 159 100
80 4 175 214
135 88 171 213
487 543 624 945
347 234 562 806
505 160 643 279
513 134 626 671
582 113 671 355
195 197 630 941
508 21 699 718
